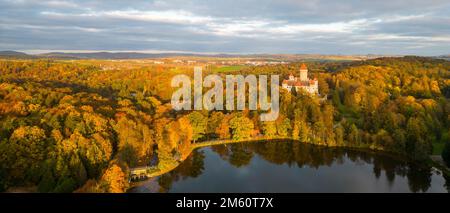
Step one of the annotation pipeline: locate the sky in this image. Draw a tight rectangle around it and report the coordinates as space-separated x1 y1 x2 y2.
0 0 449 55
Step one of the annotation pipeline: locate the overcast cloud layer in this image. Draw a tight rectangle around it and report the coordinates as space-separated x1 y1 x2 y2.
1 0 449 55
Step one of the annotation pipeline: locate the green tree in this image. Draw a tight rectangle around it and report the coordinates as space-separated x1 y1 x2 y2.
187 111 207 141
6 126 47 181
348 124 360 145
229 114 254 140
277 118 291 137
335 125 344 146
262 122 277 138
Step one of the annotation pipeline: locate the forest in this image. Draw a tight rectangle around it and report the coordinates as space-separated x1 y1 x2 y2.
0 56 449 192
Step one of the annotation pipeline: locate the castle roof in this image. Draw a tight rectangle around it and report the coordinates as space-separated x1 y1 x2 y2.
282 79 316 87
300 63 307 70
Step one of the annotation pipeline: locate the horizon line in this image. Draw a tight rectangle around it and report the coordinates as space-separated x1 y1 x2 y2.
2 49 445 57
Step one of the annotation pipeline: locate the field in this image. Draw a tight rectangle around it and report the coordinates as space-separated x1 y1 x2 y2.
210 65 247 73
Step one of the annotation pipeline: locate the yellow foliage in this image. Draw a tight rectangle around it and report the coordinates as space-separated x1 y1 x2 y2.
100 164 128 193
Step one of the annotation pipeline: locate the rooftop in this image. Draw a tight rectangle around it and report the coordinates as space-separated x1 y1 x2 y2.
300 63 308 70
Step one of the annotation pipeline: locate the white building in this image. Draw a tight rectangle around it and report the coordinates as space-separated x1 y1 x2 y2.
282 63 319 95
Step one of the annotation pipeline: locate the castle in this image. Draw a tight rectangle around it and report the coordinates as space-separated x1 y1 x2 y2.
282 63 318 95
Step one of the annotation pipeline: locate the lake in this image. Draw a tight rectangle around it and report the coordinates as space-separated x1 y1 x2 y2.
129 140 449 193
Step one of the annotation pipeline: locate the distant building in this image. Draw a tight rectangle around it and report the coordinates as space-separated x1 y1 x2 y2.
282 63 319 95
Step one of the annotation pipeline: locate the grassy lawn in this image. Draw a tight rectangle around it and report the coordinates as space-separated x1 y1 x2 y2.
212 65 246 73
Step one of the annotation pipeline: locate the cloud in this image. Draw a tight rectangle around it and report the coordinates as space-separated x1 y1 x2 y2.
0 0 449 55
3 0 78 8
43 0 78 8
41 9 214 25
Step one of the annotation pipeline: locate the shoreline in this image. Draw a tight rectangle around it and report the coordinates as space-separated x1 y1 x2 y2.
128 138 450 188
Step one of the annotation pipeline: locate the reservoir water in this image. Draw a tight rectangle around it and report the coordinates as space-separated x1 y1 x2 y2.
130 141 449 193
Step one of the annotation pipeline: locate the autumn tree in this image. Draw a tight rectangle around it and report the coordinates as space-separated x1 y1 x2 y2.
99 164 128 193
3 126 47 182
187 111 207 142
262 121 277 138
229 114 254 140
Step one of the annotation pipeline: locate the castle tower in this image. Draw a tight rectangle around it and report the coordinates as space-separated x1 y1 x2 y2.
299 63 308 82
288 73 295 81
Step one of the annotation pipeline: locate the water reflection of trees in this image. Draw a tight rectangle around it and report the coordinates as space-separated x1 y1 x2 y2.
158 141 447 192
157 149 205 192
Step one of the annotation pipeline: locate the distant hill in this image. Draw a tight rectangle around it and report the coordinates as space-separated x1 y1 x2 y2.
435 55 450 61
0 50 383 61
0 51 35 59
33 52 383 61
36 52 283 59
1 50 444 61
38 52 169 59
37 52 248 59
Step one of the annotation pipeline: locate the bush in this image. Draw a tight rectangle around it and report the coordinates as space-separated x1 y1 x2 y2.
53 178 77 193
